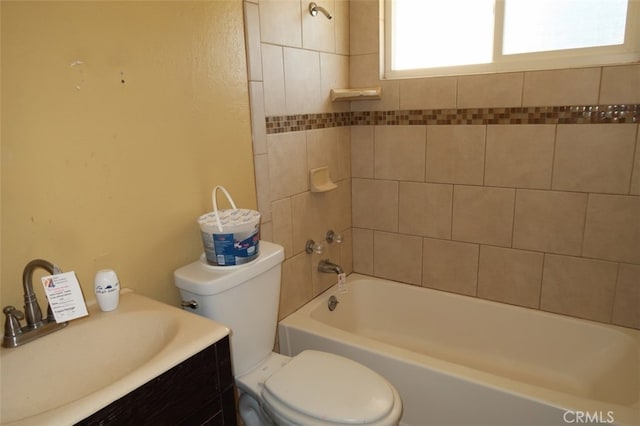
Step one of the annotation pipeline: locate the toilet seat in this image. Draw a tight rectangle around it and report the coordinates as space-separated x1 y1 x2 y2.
261 350 399 425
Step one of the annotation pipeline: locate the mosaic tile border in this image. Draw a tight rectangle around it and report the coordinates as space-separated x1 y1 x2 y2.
265 104 640 134
265 112 352 134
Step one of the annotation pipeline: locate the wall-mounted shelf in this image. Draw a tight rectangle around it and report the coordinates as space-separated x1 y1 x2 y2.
330 87 382 102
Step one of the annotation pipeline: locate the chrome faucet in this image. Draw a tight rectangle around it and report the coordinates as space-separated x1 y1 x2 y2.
2 259 68 348
318 259 344 275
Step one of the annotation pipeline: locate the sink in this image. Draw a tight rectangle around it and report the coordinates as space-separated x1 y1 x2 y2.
0 289 229 425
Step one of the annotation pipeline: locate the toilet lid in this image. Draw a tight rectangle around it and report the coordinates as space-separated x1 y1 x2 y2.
262 350 395 424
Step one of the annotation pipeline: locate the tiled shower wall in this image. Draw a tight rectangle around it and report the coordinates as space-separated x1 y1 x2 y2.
243 0 354 321
245 0 640 330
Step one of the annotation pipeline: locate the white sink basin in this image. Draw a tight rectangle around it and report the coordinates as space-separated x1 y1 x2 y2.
0 289 229 425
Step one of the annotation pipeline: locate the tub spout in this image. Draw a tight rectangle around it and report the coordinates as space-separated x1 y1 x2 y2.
318 259 343 275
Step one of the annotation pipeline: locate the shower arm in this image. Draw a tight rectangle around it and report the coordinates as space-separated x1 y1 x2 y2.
309 2 332 20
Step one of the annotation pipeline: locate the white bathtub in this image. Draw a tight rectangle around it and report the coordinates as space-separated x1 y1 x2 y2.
278 274 640 426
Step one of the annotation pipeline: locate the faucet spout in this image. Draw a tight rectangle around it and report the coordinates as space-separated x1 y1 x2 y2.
2 259 68 347
318 259 344 275
22 259 61 330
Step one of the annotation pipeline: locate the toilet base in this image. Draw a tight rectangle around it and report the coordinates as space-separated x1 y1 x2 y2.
238 392 274 426
236 353 291 426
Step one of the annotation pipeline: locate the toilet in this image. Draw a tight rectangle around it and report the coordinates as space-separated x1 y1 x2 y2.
174 240 402 426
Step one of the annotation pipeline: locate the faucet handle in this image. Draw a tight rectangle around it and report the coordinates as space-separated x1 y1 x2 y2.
3 306 24 338
3 306 24 320
325 230 343 244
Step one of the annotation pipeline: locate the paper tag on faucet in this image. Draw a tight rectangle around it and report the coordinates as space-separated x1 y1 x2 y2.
337 272 348 294
41 271 88 322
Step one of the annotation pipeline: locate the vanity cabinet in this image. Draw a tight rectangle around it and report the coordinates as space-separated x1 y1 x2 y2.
77 336 236 426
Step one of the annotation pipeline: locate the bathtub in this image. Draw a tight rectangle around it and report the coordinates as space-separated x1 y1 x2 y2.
278 274 640 426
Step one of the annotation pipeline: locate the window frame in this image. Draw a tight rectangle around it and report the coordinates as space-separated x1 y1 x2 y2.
383 0 640 79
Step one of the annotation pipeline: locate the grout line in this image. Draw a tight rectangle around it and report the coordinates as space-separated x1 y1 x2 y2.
609 262 621 324
474 244 481 298
627 124 640 194
511 189 518 249
482 124 488 187
549 124 559 190
538 253 546 310
579 193 591 258
596 66 604 105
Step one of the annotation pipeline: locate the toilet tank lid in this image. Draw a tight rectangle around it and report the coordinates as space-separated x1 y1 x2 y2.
262 350 395 424
173 240 284 296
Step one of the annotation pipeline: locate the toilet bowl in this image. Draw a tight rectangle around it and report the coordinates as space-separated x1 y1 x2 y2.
174 241 402 425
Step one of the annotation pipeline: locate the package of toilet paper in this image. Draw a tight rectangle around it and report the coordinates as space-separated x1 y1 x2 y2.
198 186 260 266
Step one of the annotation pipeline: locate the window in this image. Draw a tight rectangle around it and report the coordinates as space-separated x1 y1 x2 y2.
384 0 640 78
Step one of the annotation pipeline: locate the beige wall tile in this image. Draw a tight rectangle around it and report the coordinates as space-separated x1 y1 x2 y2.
339 227 354 275
522 68 601 106
485 124 555 189
612 264 640 329
351 126 374 178
553 124 637 194
513 189 587 256
259 0 302 48
423 238 479 296
307 127 341 182
375 125 426 181
334 0 350 55
271 197 293 257
291 191 324 253
279 252 313 320
373 231 423 285
583 194 640 264
399 182 452 239
283 47 322 114
244 1 263 81
261 43 287 116
426 125 486 185
541 254 617 323
631 129 640 195
320 53 350 113
254 153 272 222
335 126 352 181
352 79 401 113
260 220 274 243
452 186 515 247
399 77 457 110
350 52 380 88
350 0 379 55
267 131 308 200
478 246 543 308
457 73 523 108
302 0 335 52
352 227 374 274
352 178 398 231
249 82 267 155
600 64 640 104
336 180 352 231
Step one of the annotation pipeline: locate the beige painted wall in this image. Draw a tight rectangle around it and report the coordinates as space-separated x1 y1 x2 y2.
1 1 255 308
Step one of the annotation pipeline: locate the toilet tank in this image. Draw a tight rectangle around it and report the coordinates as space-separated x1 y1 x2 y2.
174 241 285 376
